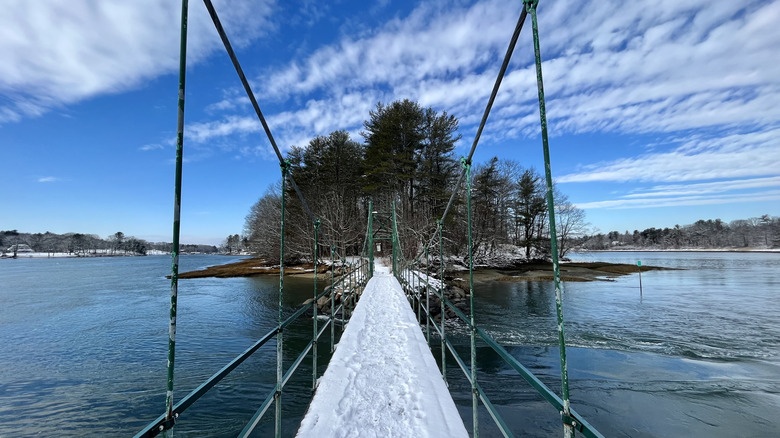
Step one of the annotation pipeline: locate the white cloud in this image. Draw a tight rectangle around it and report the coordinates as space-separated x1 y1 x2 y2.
185 91 383 154
260 0 518 100
139 143 166 151
0 0 276 122
192 0 780 164
623 177 780 199
576 190 780 210
558 128 780 183
191 0 523 152
13 0 778 195
37 176 60 183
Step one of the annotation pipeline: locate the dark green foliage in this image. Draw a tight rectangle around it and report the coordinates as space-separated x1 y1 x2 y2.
221 234 242 254
418 107 461 219
242 99 592 264
516 168 547 259
362 100 460 218
471 157 503 257
0 230 202 255
362 100 425 202
285 130 367 260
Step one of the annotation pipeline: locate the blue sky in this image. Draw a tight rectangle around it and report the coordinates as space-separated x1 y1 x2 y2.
1 0 779 245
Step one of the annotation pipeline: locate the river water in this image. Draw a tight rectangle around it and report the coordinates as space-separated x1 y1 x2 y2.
1 252 778 437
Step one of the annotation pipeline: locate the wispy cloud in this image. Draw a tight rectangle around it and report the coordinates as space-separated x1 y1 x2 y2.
139 143 166 151
8 0 780 198
623 177 780 199
573 175 780 210
0 0 277 123
192 0 780 159
37 176 60 183
558 128 780 184
576 190 780 210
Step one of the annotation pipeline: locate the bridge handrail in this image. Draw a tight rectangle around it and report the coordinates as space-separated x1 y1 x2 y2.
395 256 604 438
406 268 604 438
145 0 374 435
147 0 603 435
135 258 369 437
387 1 594 436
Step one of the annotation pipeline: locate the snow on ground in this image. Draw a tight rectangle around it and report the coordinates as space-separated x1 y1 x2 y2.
0 252 73 258
0 250 170 258
407 269 444 289
296 262 467 438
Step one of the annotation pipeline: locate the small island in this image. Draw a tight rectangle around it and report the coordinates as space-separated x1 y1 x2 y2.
176 256 667 282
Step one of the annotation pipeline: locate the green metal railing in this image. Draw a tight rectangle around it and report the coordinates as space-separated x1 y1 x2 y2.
137 245 370 436
141 0 606 436
390 1 604 436
393 202 603 437
137 1 373 436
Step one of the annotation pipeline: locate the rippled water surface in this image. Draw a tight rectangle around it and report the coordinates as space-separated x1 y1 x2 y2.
446 251 780 437
0 255 327 437
1 252 779 437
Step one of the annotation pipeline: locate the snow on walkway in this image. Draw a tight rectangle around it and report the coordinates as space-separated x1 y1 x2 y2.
296 264 468 438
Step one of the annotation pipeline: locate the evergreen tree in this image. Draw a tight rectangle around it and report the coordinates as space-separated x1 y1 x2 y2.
362 99 460 251
516 168 546 259
362 99 425 216
418 107 461 220
287 130 365 259
471 157 503 258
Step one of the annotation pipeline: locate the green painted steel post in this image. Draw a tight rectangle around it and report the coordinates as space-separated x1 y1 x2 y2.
330 245 335 353
351 260 355 313
312 219 321 390
276 161 290 438
344 260 352 318
368 201 374 278
462 158 478 437
415 263 420 320
391 201 397 274
416 263 421 323
341 258 346 329
165 1 188 432
348 260 353 318
438 220 447 382
525 1 573 436
425 247 431 343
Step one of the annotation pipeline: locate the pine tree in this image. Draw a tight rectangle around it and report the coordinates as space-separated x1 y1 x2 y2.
362 99 425 215
516 168 546 259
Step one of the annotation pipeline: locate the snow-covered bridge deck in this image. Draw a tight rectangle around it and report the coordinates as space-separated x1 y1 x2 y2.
297 264 468 438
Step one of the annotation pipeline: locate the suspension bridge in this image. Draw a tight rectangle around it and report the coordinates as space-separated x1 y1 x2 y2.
136 1 604 437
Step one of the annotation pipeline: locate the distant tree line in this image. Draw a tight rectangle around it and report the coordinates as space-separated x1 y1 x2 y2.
244 99 587 265
219 234 245 254
576 214 780 250
0 230 219 256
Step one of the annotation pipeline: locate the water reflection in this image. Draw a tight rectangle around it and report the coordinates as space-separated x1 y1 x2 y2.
439 252 780 437
2 253 779 437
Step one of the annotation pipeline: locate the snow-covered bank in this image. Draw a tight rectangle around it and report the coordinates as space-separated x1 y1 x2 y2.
297 263 467 438
0 250 169 258
579 248 780 253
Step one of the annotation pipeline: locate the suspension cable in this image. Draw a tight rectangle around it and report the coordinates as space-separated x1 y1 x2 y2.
524 1 573 437
164 0 189 431
422 6 529 256
202 0 344 257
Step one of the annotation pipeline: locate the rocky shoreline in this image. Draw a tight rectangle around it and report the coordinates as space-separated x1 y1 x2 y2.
173 258 330 279
176 257 668 281
176 258 674 318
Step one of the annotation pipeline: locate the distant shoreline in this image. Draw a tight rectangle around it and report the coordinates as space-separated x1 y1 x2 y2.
0 250 170 259
579 248 780 253
174 257 327 279
172 257 675 282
